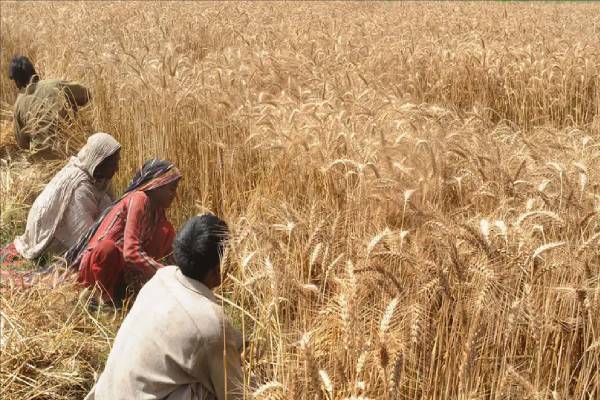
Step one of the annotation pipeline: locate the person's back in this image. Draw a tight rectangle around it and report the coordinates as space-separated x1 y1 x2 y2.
14 78 90 149
86 216 243 400
4 133 120 264
9 56 90 150
87 266 243 400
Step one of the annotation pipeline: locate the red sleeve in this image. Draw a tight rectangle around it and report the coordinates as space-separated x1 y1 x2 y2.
159 222 175 261
147 218 175 264
122 192 164 277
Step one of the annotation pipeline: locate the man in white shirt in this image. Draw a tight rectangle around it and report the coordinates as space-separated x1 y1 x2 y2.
85 215 244 400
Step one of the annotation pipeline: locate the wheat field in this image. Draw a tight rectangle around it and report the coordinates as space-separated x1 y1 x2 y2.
0 2 599 399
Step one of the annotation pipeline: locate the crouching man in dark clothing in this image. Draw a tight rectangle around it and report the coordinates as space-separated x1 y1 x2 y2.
8 55 90 150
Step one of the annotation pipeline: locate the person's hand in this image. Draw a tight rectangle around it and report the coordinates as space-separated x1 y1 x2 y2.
240 339 251 361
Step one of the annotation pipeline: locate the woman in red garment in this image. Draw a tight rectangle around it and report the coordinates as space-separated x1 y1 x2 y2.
66 159 181 305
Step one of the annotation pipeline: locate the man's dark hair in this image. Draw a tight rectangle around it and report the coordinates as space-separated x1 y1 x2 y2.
174 214 229 282
8 56 37 89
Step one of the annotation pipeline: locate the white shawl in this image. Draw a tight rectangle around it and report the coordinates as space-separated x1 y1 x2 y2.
14 132 121 260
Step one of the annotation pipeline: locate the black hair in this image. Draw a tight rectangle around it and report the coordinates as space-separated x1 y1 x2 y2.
174 215 229 282
8 56 37 89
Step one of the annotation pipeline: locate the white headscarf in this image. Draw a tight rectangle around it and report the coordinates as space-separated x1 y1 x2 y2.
14 132 121 259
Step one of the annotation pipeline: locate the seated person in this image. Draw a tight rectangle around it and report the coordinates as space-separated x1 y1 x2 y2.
66 159 182 304
1 132 121 266
8 55 91 150
85 215 243 400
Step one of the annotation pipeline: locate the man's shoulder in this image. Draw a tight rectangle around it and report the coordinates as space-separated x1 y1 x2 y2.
153 264 179 280
33 79 62 92
153 267 226 338
32 79 84 98
131 267 207 330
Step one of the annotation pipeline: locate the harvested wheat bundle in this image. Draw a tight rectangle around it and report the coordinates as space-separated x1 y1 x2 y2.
0 281 124 399
0 156 65 238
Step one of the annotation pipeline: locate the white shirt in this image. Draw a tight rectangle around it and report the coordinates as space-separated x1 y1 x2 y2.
85 266 244 400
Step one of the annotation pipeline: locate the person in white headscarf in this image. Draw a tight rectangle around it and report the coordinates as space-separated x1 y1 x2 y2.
2 132 121 264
